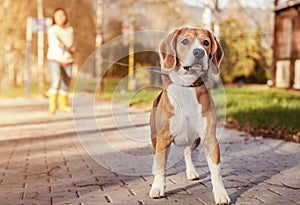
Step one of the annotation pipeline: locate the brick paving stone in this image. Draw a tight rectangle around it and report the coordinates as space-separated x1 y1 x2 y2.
0 98 299 205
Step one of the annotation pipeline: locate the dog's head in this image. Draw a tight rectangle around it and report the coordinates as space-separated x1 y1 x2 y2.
160 27 223 86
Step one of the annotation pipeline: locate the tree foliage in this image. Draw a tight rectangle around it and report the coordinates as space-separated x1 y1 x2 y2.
219 17 270 84
0 0 273 90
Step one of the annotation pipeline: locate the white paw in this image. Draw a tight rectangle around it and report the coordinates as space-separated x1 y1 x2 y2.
214 191 231 205
186 169 199 180
149 175 165 199
149 185 165 198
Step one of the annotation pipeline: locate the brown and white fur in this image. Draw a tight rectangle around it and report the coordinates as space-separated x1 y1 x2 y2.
149 27 230 204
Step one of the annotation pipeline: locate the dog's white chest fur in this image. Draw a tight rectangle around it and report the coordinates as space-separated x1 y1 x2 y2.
167 84 207 146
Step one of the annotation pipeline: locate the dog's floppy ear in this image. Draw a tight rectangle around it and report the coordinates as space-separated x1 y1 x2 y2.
208 31 224 74
159 29 181 72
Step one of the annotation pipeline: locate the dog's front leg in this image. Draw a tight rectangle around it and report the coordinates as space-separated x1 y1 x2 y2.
149 137 171 198
203 129 231 205
149 123 173 198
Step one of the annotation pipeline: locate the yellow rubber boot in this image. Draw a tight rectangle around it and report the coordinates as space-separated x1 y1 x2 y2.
59 94 73 113
49 93 58 115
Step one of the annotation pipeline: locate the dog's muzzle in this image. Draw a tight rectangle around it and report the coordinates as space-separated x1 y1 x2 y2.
183 48 208 74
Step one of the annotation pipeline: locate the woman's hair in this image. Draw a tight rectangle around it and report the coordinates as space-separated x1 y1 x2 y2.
52 8 68 25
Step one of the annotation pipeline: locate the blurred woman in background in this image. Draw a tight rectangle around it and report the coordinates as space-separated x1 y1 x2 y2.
47 8 75 115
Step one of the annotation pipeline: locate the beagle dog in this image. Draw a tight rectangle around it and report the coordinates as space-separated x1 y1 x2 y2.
149 27 231 204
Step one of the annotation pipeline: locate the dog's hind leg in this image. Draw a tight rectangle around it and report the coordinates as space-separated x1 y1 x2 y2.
150 111 157 154
150 91 163 154
184 137 200 180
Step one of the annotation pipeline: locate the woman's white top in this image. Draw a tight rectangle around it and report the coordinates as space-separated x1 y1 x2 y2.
47 24 74 64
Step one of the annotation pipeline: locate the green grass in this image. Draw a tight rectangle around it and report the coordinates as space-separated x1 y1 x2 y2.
2 78 300 133
225 86 300 131
95 78 162 110
128 88 162 109
0 83 50 98
97 80 300 132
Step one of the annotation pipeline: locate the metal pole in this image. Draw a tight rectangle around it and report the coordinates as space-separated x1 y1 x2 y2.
127 15 135 91
37 0 44 94
95 0 103 77
25 17 32 98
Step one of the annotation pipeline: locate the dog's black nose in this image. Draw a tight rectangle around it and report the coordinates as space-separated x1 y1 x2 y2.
193 48 205 59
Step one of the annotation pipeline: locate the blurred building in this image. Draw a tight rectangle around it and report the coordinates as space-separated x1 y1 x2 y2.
273 0 300 89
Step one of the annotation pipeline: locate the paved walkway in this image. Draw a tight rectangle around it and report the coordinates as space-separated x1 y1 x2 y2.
0 98 299 205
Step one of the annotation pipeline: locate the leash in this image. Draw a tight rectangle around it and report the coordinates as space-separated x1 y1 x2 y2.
145 68 169 76
101 58 207 87
101 58 170 76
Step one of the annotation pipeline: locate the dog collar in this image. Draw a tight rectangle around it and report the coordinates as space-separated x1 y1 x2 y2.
189 77 205 87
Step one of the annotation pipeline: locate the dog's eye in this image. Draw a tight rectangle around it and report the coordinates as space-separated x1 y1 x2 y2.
181 39 190 45
203 40 210 46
